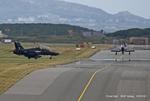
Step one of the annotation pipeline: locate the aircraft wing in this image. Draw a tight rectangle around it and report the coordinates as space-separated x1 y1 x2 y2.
111 48 121 52
125 48 135 52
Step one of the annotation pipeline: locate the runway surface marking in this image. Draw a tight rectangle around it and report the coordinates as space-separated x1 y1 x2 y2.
77 67 107 101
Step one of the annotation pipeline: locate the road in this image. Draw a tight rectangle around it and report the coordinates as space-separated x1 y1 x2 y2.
0 50 150 101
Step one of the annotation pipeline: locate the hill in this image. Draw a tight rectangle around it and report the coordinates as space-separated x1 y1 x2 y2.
107 28 150 38
0 23 106 43
0 23 93 36
1 0 150 32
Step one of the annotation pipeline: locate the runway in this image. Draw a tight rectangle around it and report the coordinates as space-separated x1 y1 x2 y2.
0 50 150 101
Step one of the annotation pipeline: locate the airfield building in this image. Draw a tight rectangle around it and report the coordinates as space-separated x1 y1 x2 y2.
129 37 149 45
0 30 8 38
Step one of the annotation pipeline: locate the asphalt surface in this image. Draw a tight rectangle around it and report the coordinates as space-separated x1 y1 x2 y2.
0 50 150 101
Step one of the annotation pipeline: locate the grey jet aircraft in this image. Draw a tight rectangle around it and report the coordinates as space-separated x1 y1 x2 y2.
111 42 135 55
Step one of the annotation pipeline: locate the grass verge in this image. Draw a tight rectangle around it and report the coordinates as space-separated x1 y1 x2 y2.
0 43 110 94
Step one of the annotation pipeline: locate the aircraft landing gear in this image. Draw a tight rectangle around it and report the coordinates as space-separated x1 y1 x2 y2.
115 52 117 55
129 52 131 55
49 56 52 59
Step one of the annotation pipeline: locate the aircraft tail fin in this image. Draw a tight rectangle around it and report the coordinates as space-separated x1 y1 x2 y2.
14 41 24 50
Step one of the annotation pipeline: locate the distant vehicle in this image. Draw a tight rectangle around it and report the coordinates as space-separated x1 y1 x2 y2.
91 45 96 49
2 39 12 44
13 41 59 59
111 42 135 55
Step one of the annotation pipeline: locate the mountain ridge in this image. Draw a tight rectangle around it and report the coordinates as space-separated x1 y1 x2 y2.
1 0 150 32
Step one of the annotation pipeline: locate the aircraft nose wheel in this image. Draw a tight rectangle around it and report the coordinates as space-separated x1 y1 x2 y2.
49 56 52 59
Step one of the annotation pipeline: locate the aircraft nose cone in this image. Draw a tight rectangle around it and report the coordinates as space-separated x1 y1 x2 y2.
55 52 59 56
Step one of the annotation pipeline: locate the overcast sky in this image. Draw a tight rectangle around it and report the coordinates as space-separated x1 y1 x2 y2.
63 0 150 19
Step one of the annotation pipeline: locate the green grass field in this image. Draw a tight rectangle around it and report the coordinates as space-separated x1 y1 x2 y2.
0 43 110 94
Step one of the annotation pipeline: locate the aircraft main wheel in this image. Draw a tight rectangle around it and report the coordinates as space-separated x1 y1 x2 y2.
129 52 131 55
